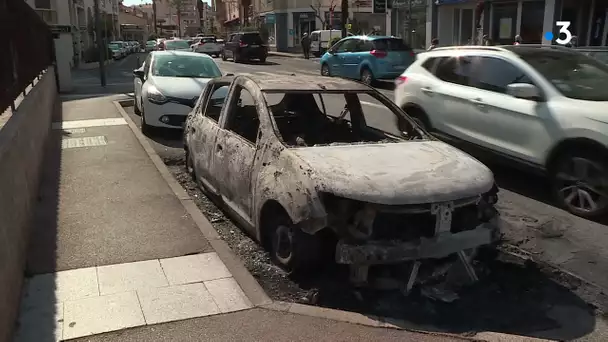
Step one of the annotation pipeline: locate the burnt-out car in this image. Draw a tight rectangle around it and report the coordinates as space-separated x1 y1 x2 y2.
184 74 501 287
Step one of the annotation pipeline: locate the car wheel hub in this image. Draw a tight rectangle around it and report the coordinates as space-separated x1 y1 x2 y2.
556 157 608 213
362 71 372 84
322 65 329 76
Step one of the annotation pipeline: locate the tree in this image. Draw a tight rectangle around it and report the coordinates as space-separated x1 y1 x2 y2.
168 0 186 37
340 0 348 37
310 0 337 29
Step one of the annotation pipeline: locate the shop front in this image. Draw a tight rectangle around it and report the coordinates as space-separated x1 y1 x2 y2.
292 12 316 47
436 0 477 46
392 0 428 48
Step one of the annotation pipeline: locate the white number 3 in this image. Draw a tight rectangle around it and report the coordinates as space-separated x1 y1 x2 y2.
555 21 573 45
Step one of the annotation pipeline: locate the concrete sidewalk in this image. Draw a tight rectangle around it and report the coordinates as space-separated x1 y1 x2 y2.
12 95 478 342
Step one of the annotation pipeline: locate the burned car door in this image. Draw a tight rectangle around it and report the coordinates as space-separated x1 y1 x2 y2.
189 82 230 193
213 83 260 226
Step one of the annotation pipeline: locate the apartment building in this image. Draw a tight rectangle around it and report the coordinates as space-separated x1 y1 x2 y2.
155 0 201 36
25 0 120 64
119 3 153 42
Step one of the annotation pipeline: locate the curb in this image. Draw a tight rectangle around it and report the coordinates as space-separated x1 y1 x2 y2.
112 100 272 308
112 99 552 342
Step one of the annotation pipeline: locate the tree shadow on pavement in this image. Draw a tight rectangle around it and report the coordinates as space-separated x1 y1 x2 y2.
293 256 598 341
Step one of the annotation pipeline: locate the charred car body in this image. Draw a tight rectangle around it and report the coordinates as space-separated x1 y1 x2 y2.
184 74 502 290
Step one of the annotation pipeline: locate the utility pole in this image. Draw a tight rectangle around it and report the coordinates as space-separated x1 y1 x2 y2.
94 0 107 86
408 0 413 45
152 0 158 34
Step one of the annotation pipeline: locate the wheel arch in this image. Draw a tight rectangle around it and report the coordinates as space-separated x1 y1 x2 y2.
401 102 431 128
545 137 608 171
258 199 290 249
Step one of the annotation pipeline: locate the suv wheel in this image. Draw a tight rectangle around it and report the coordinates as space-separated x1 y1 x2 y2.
221 51 227 61
321 63 330 77
402 106 431 131
550 150 608 218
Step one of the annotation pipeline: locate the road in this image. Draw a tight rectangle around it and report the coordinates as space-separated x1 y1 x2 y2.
75 53 608 339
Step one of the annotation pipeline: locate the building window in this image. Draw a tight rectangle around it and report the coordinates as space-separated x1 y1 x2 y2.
491 3 517 44
35 0 52 9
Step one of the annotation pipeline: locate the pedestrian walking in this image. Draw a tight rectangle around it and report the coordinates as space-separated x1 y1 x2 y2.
514 35 522 45
428 38 439 50
301 33 311 59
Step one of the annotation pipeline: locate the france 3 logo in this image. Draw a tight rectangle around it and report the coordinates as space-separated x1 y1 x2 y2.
543 21 573 45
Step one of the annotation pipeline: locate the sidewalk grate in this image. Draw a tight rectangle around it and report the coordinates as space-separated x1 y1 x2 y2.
61 136 107 149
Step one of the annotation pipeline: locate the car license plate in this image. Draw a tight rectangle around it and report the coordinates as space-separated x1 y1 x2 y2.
250 44 259 47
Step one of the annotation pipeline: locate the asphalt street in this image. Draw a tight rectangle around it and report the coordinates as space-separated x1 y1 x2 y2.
77 52 608 298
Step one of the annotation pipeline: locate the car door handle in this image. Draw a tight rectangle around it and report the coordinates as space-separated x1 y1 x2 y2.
470 98 485 106
421 87 434 94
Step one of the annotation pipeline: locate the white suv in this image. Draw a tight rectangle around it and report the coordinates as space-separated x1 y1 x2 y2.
395 45 608 219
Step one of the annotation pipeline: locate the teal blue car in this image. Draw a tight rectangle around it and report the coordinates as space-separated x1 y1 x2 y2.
319 35 416 85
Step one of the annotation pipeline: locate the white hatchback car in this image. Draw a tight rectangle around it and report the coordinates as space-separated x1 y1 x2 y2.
133 51 223 133
395 45 608 219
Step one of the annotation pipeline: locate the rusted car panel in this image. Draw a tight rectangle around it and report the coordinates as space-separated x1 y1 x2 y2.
184 74 502 285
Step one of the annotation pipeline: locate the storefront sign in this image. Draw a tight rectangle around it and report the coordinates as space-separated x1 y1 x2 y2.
266 13 275 24
50 25 72 34
299 13 309 19
373 0 387 14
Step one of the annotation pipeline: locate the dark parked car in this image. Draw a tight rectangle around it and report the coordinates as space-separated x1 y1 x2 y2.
576 46 608 65
221 31 267 63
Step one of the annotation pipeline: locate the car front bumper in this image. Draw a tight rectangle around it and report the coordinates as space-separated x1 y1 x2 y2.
335 217 502 265
143 100 191 129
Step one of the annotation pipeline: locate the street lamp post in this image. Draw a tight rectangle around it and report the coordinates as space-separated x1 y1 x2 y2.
93 0 106 86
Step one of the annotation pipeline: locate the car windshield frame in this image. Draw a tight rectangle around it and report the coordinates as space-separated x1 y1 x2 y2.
151 54 222 78
261 89 427 147
164 40 190 50
513 48 608 101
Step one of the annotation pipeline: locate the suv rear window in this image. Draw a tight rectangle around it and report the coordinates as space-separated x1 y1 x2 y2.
241 33 263 44
201 37 216 43
373 38 411 51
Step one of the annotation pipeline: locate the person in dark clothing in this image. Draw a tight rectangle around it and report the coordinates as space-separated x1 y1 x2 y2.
301 33 311 59
428 38 439 50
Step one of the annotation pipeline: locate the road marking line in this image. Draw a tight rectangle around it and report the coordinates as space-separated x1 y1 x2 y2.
72 82 133 87
53 118 128 130
60 93 133 100
61 136 108 149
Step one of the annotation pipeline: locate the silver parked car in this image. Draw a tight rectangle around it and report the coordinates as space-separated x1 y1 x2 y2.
184 74 501 288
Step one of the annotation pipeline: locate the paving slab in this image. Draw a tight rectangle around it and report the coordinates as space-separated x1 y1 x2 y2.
27 106 211 274
160 253 231 285
62 291 145 340
97 260 168 296
137 283 220 325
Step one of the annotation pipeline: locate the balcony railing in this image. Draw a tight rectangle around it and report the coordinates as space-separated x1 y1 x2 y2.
35 8 58 25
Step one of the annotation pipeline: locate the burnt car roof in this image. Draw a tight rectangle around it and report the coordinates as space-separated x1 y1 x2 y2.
218 74 373 92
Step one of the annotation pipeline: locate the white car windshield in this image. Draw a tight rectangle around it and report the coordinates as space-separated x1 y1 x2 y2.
152 55 222 78
514 48 608 101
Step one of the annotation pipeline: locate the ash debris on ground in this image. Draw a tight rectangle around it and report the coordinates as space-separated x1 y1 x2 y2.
164 155 606 339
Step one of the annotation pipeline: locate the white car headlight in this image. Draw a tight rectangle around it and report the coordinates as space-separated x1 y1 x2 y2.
147 86 168 105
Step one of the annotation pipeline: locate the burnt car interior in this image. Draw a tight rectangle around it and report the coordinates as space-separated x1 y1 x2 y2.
265 92 422 147
225 86 260 144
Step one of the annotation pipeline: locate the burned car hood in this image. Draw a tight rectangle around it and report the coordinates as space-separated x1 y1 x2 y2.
290 141 494 205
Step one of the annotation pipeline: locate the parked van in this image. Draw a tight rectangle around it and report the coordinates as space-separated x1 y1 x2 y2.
310 30 353 57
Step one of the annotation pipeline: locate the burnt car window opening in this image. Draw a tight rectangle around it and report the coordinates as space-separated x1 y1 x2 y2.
514 49 608 101
263 91 422 147
226 86 260 144
203 85 229 122
151 55 222 78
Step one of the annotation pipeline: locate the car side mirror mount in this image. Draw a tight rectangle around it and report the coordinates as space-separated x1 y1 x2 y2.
225 73 234 76
506 83 541 100
133 69 145 80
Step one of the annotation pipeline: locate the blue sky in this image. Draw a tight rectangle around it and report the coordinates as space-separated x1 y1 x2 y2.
122 0 210 5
